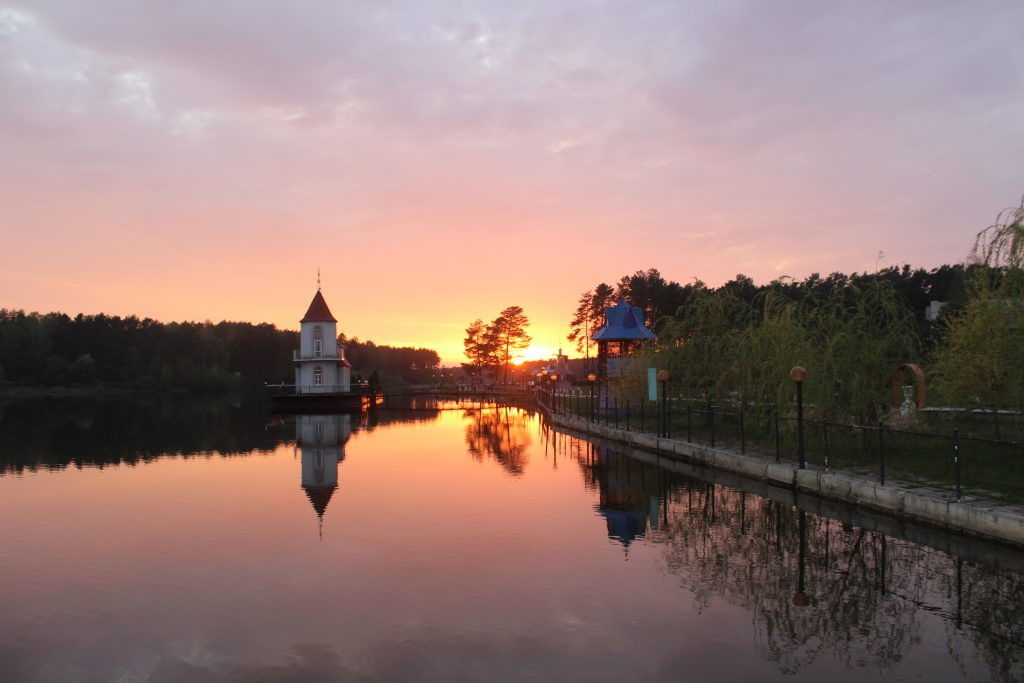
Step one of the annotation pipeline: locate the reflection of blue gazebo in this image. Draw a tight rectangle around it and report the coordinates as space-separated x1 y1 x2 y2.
598 506 647 548
591 300 655 408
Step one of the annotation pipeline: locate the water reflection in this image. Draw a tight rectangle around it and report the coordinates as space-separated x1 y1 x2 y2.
464 406 533 475
1 397 1023 681
0 393 291 473
297 414 351 536
572 438 663 549
548 430 1024 681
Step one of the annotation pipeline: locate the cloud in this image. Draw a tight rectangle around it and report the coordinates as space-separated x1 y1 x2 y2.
0 0 1022 355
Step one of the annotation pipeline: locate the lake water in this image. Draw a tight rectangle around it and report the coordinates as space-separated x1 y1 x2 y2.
1 395 1022 682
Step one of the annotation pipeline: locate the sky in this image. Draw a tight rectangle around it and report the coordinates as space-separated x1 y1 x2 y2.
1 1 1022 364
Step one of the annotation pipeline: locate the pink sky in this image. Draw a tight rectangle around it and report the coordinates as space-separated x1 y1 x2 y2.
1 1 1022 363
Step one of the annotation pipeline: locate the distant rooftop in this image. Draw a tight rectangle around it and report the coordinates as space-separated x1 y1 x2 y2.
301 289 337 323
592 300 656 341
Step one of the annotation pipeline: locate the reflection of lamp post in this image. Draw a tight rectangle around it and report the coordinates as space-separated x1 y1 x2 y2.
792 509 810 607
587 373 597 420
790 366 807 469
658 370 670 437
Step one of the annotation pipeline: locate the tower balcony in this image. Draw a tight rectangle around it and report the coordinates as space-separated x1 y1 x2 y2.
293 350 341 362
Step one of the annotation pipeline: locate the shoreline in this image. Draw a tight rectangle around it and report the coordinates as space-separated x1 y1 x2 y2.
0 385 255 399
545 409 1024 549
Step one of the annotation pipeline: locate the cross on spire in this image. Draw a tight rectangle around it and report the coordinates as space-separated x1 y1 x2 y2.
317 268 321 291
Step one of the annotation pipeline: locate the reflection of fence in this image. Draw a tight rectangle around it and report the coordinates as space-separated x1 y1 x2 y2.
379 385 535 400
265 384 355 396
540 389 1024 504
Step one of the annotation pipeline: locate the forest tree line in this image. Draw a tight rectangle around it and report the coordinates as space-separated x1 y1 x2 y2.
569 197 1024 422
0 311 440 390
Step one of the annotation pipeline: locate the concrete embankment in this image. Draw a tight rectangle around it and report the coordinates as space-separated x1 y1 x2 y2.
548 412 1024 549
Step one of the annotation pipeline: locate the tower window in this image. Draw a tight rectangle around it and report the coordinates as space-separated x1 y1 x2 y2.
313 366 323 386
314 326 323 357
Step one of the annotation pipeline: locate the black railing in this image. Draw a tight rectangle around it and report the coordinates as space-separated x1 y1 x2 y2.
542 389 1024 504
266 383 358 396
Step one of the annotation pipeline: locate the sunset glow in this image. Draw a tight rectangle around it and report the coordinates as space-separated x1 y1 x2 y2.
512 345 559 365
2 3 1024 681
1 2 1021 364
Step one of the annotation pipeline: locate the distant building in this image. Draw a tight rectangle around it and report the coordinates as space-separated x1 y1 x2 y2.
294 288 351 393
925 300 947 322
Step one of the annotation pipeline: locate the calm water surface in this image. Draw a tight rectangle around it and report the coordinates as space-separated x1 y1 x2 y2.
1 396 1022 682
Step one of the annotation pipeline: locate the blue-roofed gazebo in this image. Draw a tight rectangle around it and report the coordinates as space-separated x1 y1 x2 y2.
591 300 656 379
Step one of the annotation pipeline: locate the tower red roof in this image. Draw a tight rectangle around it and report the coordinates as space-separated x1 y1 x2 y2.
300 290 337 323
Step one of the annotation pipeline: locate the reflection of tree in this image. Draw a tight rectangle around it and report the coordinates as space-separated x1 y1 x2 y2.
943 558 1024 682
561 436 1024 681
0 395 456 474
0 394 291 473
654 483 1024 680
465 407 532 475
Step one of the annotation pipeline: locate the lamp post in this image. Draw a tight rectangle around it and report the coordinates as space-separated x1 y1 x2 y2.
550 374 558 413
790 366 807 469
587 373 597 420
658 370 670 437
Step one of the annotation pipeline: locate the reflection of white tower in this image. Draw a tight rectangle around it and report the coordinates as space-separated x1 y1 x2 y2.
297 414 352 537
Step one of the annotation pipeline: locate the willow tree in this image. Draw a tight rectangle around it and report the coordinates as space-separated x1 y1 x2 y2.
627 278 918 424
931 197 1024 411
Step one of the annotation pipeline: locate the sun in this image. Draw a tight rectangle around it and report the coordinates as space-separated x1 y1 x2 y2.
512 345 556 365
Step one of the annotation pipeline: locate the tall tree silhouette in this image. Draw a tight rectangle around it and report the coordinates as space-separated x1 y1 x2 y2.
490 306 531 384
463 319 499 379
567 284 615 359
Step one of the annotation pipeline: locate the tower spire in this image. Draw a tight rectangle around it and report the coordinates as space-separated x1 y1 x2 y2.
317 268 321 291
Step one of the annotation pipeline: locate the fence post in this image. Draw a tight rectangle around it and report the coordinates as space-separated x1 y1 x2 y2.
709 402 715 448
774 414 780 463
822 420 829 471
640 399 645 432
687 405 692 443
626 400 630 431
740 409 746 453
614 397 619 429
953 427 961 499
878 423 886 486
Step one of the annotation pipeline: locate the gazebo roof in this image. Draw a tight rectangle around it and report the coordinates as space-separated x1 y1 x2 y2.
301 289 337 323
592 300 656 341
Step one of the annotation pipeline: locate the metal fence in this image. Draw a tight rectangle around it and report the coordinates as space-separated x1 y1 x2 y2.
265 384 359 396
541 388 1024 504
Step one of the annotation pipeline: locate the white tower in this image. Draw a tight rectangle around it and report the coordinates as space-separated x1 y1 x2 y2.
294 287 351 393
